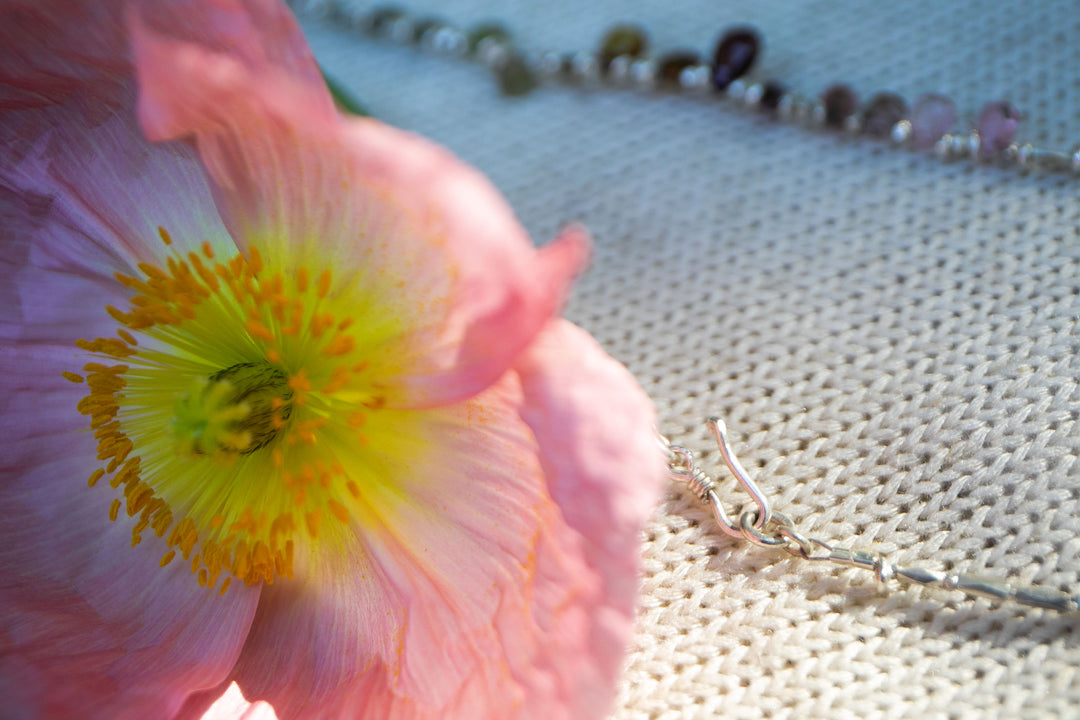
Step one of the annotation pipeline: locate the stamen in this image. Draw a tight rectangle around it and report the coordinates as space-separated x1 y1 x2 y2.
71 238 382 596
316 269 331 298
328 499 350 523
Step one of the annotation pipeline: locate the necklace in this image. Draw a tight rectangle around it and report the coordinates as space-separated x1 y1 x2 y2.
302 0 1080 178
297 0 1080 617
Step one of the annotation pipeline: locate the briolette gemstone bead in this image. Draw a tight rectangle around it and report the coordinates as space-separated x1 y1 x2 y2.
599 24 648 74
861 92 908 138
910 93 957 150
976 101 1021 158
711 27 760 91
822 84 858 128
496 52 538 96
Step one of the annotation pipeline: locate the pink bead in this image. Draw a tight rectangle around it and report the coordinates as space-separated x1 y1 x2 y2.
977 101 1020 158
910 93 956 150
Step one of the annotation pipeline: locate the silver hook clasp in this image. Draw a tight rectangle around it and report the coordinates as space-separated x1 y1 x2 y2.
706 418 772 529
663 418 773 537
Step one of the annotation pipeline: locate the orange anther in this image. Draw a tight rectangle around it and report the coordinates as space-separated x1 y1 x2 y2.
328 500 350 523
287 370 311 392
316 269 332 298
305 510 322 538
247 246 264 274
246 319 275 343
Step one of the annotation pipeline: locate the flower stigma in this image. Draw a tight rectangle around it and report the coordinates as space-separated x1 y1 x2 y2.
67 227 402 595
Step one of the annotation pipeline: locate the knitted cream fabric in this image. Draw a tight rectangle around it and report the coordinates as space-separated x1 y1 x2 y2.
300 2 1080 718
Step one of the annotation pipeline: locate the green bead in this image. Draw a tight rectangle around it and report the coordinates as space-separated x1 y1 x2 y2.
468 22 510 54
599 24 648 73
497 52 538 97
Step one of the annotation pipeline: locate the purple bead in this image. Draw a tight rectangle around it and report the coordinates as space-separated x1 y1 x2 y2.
861 92 908 138
910 93 956 149
822 84 858 128
712 27 760 91
976 101 1020 158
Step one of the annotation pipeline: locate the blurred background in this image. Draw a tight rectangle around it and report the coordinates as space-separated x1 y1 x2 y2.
297 2 1080 718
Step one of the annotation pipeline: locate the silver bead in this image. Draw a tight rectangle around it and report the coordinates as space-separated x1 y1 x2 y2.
1072 145 1080 174
477 37 510 68
630 59 657 90
536 51 564 79
1013 143 1033 168
776 94 796 119
891 120 912 145
678 64 711 92
743 83 764 108
432 26 467 56
570 51 599 82
810 103 827 126
934 134 953 158
725 79 746 101
843 114 861 134
781 94 815 123
961 132 978 158
607 55 632 85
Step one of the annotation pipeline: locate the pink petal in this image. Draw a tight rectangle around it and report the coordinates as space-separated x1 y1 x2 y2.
515 321 668 601
0 0 128 110
220 361 655 718
0 344 262 719
1 86 234 341
129 7 590 408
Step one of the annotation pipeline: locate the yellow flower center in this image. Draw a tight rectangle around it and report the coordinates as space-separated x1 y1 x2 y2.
66 228 405 595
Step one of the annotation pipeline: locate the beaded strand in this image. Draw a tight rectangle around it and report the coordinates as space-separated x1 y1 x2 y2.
297 0 1080 177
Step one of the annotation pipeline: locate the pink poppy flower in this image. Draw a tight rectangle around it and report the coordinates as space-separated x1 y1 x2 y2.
0 1 665 718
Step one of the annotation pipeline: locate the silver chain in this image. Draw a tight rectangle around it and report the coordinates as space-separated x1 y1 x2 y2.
663 418 1080 613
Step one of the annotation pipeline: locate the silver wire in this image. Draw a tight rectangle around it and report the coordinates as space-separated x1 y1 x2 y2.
665 419 1080 614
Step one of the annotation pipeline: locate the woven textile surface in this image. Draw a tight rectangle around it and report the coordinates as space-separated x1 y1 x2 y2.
298 1 1080 718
